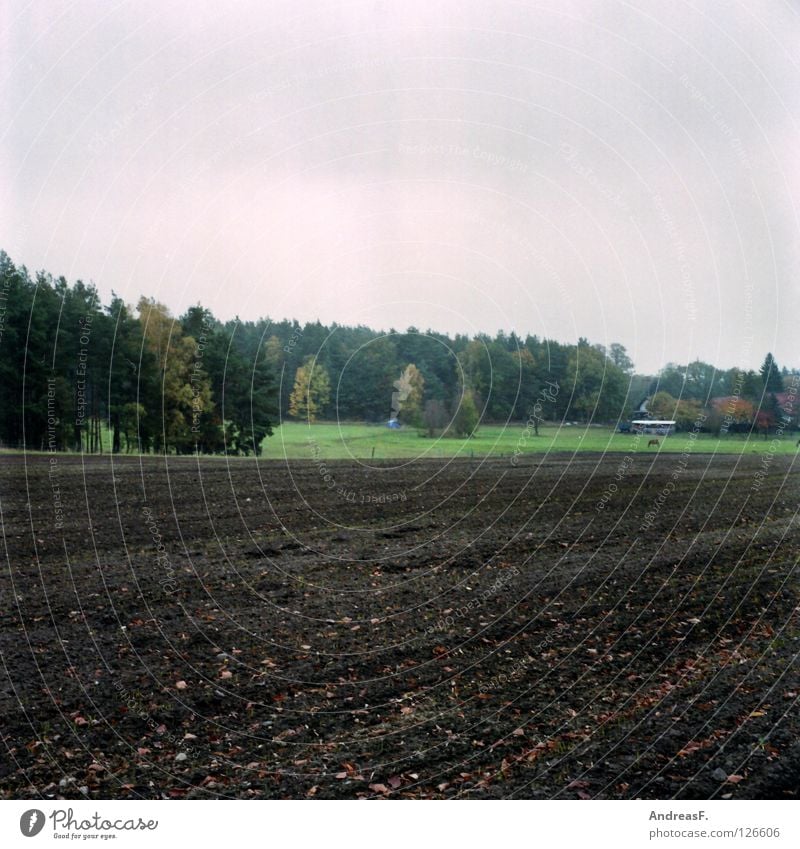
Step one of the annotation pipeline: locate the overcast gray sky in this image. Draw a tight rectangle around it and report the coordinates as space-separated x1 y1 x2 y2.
2 0 798 374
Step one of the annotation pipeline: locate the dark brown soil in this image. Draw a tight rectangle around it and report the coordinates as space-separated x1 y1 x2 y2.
1 451 798 799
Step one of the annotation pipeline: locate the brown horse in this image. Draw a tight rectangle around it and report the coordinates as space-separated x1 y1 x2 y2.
648 438 660 448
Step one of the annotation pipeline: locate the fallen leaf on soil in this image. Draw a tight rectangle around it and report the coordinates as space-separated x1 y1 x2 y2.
677 740 703 756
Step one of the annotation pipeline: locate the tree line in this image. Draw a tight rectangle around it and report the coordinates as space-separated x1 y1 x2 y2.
0 251 795 453
645 353 798 434
0 252 276 454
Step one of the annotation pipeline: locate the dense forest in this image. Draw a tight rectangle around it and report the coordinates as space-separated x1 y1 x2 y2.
0 251 795 454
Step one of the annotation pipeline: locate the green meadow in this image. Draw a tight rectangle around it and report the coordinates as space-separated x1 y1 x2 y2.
260 421 800 461
10 420 798 460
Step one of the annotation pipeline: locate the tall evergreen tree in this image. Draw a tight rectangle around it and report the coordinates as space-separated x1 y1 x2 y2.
760 352 784 393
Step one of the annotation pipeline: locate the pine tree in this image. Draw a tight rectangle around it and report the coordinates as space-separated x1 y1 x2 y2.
759 353 784 393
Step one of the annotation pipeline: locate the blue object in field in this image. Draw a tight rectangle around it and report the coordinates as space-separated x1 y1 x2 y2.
387 419 401 429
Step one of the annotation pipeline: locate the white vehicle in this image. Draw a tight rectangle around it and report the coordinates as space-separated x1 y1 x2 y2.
631 419 676 436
